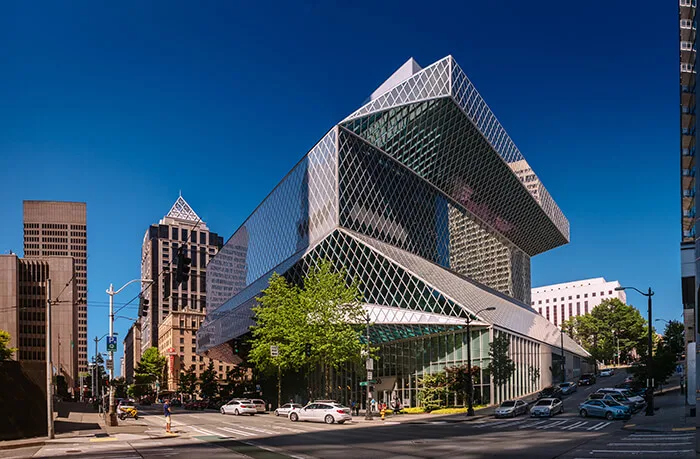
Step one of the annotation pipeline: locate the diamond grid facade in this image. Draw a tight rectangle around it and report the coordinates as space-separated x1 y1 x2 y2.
199 56 589 406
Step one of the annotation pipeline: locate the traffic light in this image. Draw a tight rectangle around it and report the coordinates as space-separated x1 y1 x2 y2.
139 294 150 317
175 246 192 287
305 343 311 357
234 341 240 354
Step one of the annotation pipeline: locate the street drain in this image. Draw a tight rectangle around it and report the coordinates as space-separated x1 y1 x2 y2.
66 450 81 453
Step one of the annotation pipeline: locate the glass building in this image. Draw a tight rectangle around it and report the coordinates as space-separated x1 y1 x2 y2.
198 56 590 407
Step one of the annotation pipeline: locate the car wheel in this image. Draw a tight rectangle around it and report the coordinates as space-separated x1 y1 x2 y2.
274 410 279 416
338 421 345 424
605 411 614 420
220 408 225 415
580 409 587 418
134 415 138 420
325 414 334 424
290 412 299 422
234 408 240 416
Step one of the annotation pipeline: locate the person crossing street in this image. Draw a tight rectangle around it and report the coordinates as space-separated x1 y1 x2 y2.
164 399 172 433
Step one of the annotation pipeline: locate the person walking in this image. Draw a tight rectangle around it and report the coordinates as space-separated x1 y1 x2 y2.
164 399 172 433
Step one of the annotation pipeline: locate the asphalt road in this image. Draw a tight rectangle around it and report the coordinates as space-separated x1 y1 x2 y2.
9 370 681 459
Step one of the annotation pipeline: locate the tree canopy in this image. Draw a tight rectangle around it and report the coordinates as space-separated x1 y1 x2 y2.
249 260 365 398
487 333 516 389
199 360 218 399
134 347 166 386
178 365 198 397
662 320 685 358
0 329 17 361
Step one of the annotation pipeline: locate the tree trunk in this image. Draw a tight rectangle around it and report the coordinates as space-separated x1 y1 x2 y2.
324 362 330 399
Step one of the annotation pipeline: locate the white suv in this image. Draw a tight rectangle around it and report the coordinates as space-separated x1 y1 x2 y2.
596 388 645 407
220 399 257 416
289 402 352 424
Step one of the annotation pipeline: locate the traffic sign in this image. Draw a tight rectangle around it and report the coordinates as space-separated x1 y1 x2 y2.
105 359 114 370
270 345 279 357
366 358 373 370
106 336 117 352
359 380 377 386
367 370 373 380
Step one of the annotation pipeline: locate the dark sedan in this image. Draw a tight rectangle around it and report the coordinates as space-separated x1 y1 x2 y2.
578 374 596 386
537 386 563 399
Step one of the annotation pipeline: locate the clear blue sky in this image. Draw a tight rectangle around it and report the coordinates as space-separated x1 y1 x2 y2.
0 1 680 374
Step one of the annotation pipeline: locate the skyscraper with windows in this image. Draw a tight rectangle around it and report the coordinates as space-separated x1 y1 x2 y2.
198 55 591 406
23 200 88 375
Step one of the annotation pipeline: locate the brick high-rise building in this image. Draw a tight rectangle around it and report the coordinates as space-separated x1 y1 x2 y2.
23 201 88 374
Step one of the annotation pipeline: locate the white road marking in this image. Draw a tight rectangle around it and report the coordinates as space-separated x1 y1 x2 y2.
475 419 512 429
561 421 587 430
537 420 568 429
519 420 548 429
191 426 219 436
492 419 531 428
628 434 695 439
590 450 694 455
219 426 256 437
585 421 605 431
274 425 307 433
607 442 693 446
236 425 277 435
591 421 611 431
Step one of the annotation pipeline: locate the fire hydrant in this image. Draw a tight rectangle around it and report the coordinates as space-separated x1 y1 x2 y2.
380 406 386 421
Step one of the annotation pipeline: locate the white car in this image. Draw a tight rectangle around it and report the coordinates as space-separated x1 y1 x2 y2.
596 388 645 407
275 403 303 416
289 402 352 424
220 399 257 416
250 399 266 413
530 398 564 417
599 369 614 377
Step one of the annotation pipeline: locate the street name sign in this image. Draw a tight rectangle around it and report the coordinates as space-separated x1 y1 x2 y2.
359 380 377 386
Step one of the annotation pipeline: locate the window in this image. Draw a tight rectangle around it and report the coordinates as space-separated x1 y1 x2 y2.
180 346 184 352
553 297 557 303
172 227 178 240
182 229 188 242
546 299 549 303
554 309 558 326
538 308 542 315
577 302 581 315
600 291 604 296
200 232 206 244
192 347 196 353
546 307 550 320
576 295 580 299
568 296 572 300
592 292 596 297
192 338 196 344
584 293 588 298
180 338 184 344
538 300 542 305
569 303 573 316
584 301 589 314
561 305 565 319
560 297 564 301
608 290 612 295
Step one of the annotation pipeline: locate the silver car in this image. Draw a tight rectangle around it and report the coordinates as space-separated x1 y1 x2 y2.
275 403 303 416
530 398 563 417
494 400 529 418
559 382 577 395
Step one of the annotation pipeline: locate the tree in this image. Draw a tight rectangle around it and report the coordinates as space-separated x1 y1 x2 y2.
112 377 127 399
528 365 540 388
249 260 365 400
199 360 218 399
445 364 480 406
128 374 152 399
178 365 198 398
219 366 248 400
487 333 516 392
662 320 685 358
0 329 17 361
134 347 166 395
417 372 449 411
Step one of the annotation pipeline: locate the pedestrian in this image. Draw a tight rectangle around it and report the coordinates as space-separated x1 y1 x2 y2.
350 400 355 416
164 398 172 433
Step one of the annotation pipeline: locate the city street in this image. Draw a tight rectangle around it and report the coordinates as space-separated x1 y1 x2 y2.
7 372 689 459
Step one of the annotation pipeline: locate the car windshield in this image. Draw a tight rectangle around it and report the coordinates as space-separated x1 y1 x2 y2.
535 400 551 406
560 383 570 388
620 390 633 397
500 401 515 407
611 394 627 401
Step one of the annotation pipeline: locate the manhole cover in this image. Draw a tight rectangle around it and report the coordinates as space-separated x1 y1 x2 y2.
66 450 82 453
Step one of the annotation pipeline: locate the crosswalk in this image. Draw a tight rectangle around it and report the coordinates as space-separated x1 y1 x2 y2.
569 432 695 458
472 417 614 432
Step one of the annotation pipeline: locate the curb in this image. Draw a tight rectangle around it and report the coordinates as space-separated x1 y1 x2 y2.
0 439 47 451
622 424 695 433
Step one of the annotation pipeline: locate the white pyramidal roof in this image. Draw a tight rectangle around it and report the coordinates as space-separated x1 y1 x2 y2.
166 195 201 222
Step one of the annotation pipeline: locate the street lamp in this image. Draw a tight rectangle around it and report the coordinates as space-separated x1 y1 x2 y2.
364 314 372 421
615 286 654 416
93 332 117 409
465 306 496 416
106 279 152 426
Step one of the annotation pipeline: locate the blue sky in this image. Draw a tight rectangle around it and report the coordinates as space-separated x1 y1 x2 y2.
0 1 680 373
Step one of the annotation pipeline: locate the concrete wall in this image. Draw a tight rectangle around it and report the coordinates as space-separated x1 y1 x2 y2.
0 361 47 440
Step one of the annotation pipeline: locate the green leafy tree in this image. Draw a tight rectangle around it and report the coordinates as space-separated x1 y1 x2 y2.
127 374 152 399
487 333 516 393
178 365 198 398
249 260 365 400
219 366 247 400
0 329 18 361
445 364 480 405
528 365 540 388
134 347 166 395
417 372 449 411
112 377 128 399
199 360 219 399
662 320 685 358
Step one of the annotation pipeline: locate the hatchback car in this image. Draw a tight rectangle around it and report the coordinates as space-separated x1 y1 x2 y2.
530 398 563 417
537 386 563 400
578 374 596 386
559 382 577 395
579 399 630 420
220 399 257 416
289 402 352 424
494 400 529 418
275 403 303 417
250 399 266 413
587 392 637 412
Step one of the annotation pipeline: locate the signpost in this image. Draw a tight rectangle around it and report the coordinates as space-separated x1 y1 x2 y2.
359 381 377 387
106 359 114 371
106 336 117 352
270 345 279 357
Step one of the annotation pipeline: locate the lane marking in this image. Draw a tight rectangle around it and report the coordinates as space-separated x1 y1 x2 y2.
591 450 694 454
628 434 695 439
191 426 219 436
235 425 277 435
608 442 693 446
492 419 531 428
219 426 255 437
673 426 696 431
537 420 568 429
561 421 586 430
519 420 548 429
591 421 611 431
586 422 605 431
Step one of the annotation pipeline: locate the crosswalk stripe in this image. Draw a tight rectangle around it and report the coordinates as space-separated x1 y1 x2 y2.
590 421 611 431
586 422 605 431
608 442 693 446
537 420 567 429
628 434 694 439
219 426 255 437
236 425 277 435
519 420 548 429
272 425 307 433
561 421 586 430
476 420 512 429
191 426 218 436
492 419 530 428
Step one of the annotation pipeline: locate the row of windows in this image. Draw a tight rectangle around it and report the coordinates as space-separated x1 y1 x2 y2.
682 63 695 73
19 350 45 360
70 225 86 231
19 336 46 347
20 310 46 322
533 290 613 305
24 223 40 229
20 324 46 335
539 301 589 323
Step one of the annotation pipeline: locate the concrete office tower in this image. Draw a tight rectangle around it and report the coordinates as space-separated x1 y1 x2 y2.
0 254 78 391
122 322 141 385
23 201 88 375
531 278 626 328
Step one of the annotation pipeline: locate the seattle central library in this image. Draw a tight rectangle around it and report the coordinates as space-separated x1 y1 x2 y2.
198 56 590 407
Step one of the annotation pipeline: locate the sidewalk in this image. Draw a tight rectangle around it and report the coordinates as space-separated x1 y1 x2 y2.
623 377 694 433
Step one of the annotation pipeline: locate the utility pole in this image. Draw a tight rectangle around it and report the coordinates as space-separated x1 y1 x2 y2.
364 314 372 421
107 283 117 426
560 329 565 383
46 279 54 439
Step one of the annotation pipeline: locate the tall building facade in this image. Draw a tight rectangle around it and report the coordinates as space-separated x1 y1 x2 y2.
23 201 88 374
0 254 78 390
531 278 626 328
198 56 590 407
122 322 141 385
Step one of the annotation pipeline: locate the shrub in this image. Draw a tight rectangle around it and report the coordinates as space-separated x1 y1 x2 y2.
402 407 426 414
430 407 467 415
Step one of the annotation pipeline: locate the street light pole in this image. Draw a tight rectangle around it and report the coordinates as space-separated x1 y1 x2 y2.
616 285 654 416
364 314 372 421
560 329 565 383
466 307 495 416
46 279 54 439
106 279 152 426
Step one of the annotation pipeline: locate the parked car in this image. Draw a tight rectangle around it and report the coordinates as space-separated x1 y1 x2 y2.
579 399 630 420
537 386 563 400
250 399 266 413
494 400 529 418
596 388 645 411
289 402 352 424
599 369 614 377
220 399 257 416
530 398 563 417
275 403 303 417
578 374 596 386
587 393 637 412
624 376 634 384
559 382 578 395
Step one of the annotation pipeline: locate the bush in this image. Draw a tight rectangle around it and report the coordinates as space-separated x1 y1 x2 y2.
402 407 426 414
430 407 467 415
